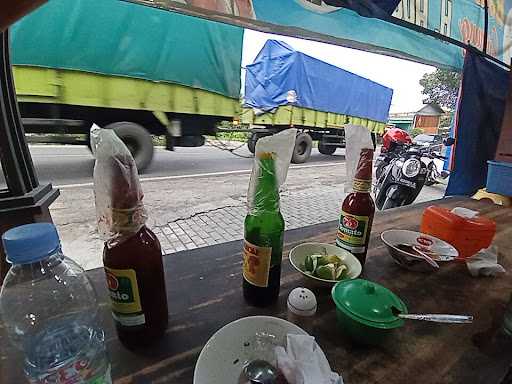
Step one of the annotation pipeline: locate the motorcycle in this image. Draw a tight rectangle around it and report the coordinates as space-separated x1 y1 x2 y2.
374 145 447 210
375 128 413 180
423 155 450 186
422 137 455 186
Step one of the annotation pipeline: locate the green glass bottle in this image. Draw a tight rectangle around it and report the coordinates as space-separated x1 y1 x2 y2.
242 153 285 307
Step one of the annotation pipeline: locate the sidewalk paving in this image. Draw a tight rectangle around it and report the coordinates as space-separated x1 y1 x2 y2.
50 158 446 270
152 183 445 255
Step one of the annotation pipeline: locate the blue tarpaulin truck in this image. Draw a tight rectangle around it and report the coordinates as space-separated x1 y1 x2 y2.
241 40 393 163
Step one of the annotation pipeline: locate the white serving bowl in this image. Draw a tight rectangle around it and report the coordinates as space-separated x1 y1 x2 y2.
381 230 459 273
289 242 362 286
193 316 309 384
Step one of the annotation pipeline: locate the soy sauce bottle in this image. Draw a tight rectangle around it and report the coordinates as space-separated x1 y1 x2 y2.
336 149 375 266
242 153 285 307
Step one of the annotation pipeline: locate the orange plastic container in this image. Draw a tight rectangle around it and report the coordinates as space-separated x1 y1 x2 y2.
420 206 496 258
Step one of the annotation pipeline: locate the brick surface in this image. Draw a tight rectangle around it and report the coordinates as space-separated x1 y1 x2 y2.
153 184 445 254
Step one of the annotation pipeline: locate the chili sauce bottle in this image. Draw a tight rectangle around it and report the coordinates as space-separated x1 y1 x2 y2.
104 225 168 348
336 148 375 266
92 126 168 348
242 152 285 307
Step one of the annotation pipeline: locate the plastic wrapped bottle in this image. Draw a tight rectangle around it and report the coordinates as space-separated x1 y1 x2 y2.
91 125 168 347
0 223 111 384
336 148 375 266
242 129 296 306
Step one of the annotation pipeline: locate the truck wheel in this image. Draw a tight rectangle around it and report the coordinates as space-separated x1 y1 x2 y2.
292 133 313 164
104 122 154 172
318 141 336 155
247 133 259 154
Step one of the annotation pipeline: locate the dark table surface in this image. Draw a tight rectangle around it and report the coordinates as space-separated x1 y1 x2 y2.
2 197 512 384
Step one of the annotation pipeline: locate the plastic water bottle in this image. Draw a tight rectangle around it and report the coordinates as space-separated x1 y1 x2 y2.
0 223 111 384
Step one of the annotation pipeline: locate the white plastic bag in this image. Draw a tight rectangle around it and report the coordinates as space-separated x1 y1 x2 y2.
247 128 297 212
344 125 374 193
90 124 147 245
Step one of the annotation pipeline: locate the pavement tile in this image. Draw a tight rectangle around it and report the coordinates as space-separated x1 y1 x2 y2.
162 227 173 235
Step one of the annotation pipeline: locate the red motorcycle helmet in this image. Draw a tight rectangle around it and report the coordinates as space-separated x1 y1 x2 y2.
382 128 412 152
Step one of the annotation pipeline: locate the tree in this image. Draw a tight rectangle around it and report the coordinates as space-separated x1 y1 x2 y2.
419 69 461 111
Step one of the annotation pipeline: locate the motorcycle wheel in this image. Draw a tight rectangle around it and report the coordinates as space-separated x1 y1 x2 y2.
382 195 402 210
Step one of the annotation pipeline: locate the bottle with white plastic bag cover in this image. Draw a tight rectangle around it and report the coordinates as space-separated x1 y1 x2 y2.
91 124 168 348
0 223 111 384
242 129 296 307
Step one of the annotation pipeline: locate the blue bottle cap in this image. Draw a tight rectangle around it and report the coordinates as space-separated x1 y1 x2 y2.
2 223 61 264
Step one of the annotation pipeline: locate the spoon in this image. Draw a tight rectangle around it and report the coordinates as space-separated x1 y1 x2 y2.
411 245 440 269
239 359 278 384
392 307 473 324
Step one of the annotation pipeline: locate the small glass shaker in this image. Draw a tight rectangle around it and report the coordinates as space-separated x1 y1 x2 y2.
287 287 317 333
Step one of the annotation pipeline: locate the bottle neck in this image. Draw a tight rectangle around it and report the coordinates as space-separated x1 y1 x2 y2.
9 250 64 282
352 148 373 193
251 157 280 213
352 177 372 193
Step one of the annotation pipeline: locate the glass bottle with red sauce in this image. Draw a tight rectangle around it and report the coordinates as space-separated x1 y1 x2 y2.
92 126 168 348
336 149 375 266
104 226 168 348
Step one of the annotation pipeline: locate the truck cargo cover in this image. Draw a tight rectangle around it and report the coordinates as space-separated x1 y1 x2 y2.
10 0 244 99
244 40 393 123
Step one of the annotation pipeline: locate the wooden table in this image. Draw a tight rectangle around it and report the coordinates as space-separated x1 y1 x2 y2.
2 197 512 383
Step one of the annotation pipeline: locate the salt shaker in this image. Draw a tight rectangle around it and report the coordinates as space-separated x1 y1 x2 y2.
287 287 317 333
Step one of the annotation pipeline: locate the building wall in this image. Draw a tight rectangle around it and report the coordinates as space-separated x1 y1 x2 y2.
393 0 429 27
393 0 452 35
395 121 413 130
414 115 440 133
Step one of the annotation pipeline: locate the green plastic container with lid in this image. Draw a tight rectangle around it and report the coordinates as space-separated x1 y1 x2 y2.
331 279 408 345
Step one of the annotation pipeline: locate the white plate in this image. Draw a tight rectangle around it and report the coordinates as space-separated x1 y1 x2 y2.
381 230 459 261
289 242 362 285
194 316 318 384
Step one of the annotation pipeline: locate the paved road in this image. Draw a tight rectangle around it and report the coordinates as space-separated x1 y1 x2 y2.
8 144 345 187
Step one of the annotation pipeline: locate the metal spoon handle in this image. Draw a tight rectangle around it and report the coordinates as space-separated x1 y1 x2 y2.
398 313 473 323
412 246 440 269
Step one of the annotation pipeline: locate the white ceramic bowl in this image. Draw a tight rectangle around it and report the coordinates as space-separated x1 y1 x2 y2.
193 316 309 384
289 242 362 286
381 230 459 272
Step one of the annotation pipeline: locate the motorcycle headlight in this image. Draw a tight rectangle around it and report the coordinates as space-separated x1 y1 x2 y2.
402 158 421 178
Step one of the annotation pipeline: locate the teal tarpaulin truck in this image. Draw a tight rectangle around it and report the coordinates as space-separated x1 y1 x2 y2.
11 0 243 170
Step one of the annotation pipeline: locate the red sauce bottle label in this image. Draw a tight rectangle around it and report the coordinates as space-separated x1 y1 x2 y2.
105 267 145 326
242 240 272 287
336 211 370 253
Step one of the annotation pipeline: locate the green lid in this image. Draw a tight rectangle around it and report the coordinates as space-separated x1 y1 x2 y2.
331 279 408 329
